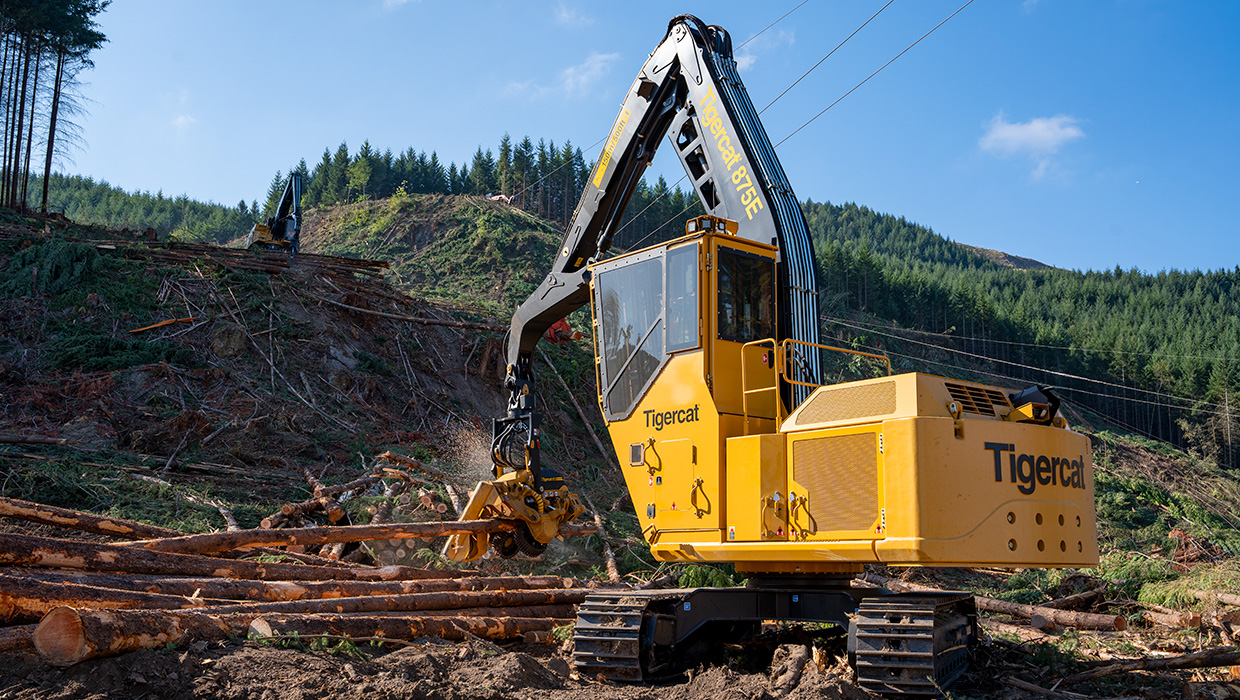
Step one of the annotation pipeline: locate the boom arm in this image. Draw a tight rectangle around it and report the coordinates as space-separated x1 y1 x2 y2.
269 172 303 251
506 15 821 424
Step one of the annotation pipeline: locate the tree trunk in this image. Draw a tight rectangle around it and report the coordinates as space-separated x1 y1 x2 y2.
1196 590 1240 608
0 574 578 624
20 44 38 211
2 36 16 206
35 607 567 666
301 467 346 524
2 568 572 603
0 578 219 623
10 38 30 210
1042 587 1103 611
203 587 586 616
1060 645 1240 684
0 532 471 581
125 519 527 556
40 51 63 214
0 495 187 540
1143 608 1202 629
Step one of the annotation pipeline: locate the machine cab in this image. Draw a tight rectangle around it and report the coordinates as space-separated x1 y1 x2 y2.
590 215 781 430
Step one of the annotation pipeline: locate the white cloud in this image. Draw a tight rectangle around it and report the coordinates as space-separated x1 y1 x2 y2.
980 113 1083 156
554 2 594 27
172 114 196 129
560 52 619 98
979 112 1084 181
1022 0 1040 13
383 0 417 9
732 29 794 74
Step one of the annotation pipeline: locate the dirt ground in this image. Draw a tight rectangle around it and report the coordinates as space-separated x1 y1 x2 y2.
0 638 882 700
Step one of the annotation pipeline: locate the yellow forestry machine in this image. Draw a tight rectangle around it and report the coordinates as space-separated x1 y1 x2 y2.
445 15 1098 695
244 172 302 257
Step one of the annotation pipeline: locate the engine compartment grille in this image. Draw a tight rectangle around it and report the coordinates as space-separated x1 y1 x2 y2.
945 382 1010 416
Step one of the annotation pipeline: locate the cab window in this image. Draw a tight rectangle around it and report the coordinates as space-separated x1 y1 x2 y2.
716 247 774 342
665 244 698 352
595 257 663 418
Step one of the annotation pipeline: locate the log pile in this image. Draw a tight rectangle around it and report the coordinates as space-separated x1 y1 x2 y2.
0 497 598 666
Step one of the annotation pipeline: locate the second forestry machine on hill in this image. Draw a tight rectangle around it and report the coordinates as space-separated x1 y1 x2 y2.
244 172 302 257
445 15 1098 695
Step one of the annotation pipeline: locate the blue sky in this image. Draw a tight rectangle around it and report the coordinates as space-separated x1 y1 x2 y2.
66 1 1238 273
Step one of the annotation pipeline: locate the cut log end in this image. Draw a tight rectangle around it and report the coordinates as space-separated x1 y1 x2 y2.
33 607 87 667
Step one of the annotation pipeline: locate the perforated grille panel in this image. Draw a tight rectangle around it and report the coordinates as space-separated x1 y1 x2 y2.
945 382 1010 416
794 381 897 426
792 433 878 534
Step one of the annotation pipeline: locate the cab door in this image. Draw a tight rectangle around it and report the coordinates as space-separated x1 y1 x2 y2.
709 240 779 424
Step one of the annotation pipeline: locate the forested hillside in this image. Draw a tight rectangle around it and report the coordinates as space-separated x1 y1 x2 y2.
41 136 703 250
36 136 1240 470
808 199 1240 468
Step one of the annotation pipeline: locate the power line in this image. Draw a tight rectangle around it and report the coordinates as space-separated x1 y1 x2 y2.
837 315 1236 363
827 315 1235 414
629 1 902 246
759 0 896 115
512 2 810 226
775 0 976 148
737 0 812 49
838 337 1239 421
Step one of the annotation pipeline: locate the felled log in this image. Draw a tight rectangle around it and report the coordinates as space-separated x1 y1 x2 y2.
301 467 346 524
374 451 458 484
1197 591 1240 608
0 532 470 581
861 572 1126 631
279 475 387 519
314 475 384 500
278 498 325 518
204 588 587 615
260 512 292 529
0 495 183 540
124 520 523 556
0 578 217 622
0 624 36 653
1042 588 1103 610
0 568 572 602
1060 645 1240 684
1143 608 1203 629
332 604 577 620
34 607 566 666
0 435 73 445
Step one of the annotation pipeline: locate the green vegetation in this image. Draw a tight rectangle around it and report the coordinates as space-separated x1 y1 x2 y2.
807 199 1240 471
37 173 260 243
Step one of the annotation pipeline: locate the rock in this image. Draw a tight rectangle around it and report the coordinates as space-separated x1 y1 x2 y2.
210 323 247 359
325 344 358 372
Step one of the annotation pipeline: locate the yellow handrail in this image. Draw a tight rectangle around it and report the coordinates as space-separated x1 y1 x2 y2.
740 338 781 430
780 338 891 389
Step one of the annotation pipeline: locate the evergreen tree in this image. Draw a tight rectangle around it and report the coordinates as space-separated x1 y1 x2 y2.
262 170 284 219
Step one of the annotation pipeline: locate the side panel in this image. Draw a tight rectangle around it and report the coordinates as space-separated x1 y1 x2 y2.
786 425 886 542
877 417 1099 566
724 433 788 542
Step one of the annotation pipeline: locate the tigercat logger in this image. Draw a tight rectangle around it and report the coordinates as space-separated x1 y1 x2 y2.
244 172 302 257
445 15 1098 695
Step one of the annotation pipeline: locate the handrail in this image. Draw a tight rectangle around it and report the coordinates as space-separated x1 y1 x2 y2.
741 338 892 428
740 338 781 430
780 339 891 390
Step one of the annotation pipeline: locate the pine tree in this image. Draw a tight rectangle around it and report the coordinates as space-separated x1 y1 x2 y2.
262 170 284 219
